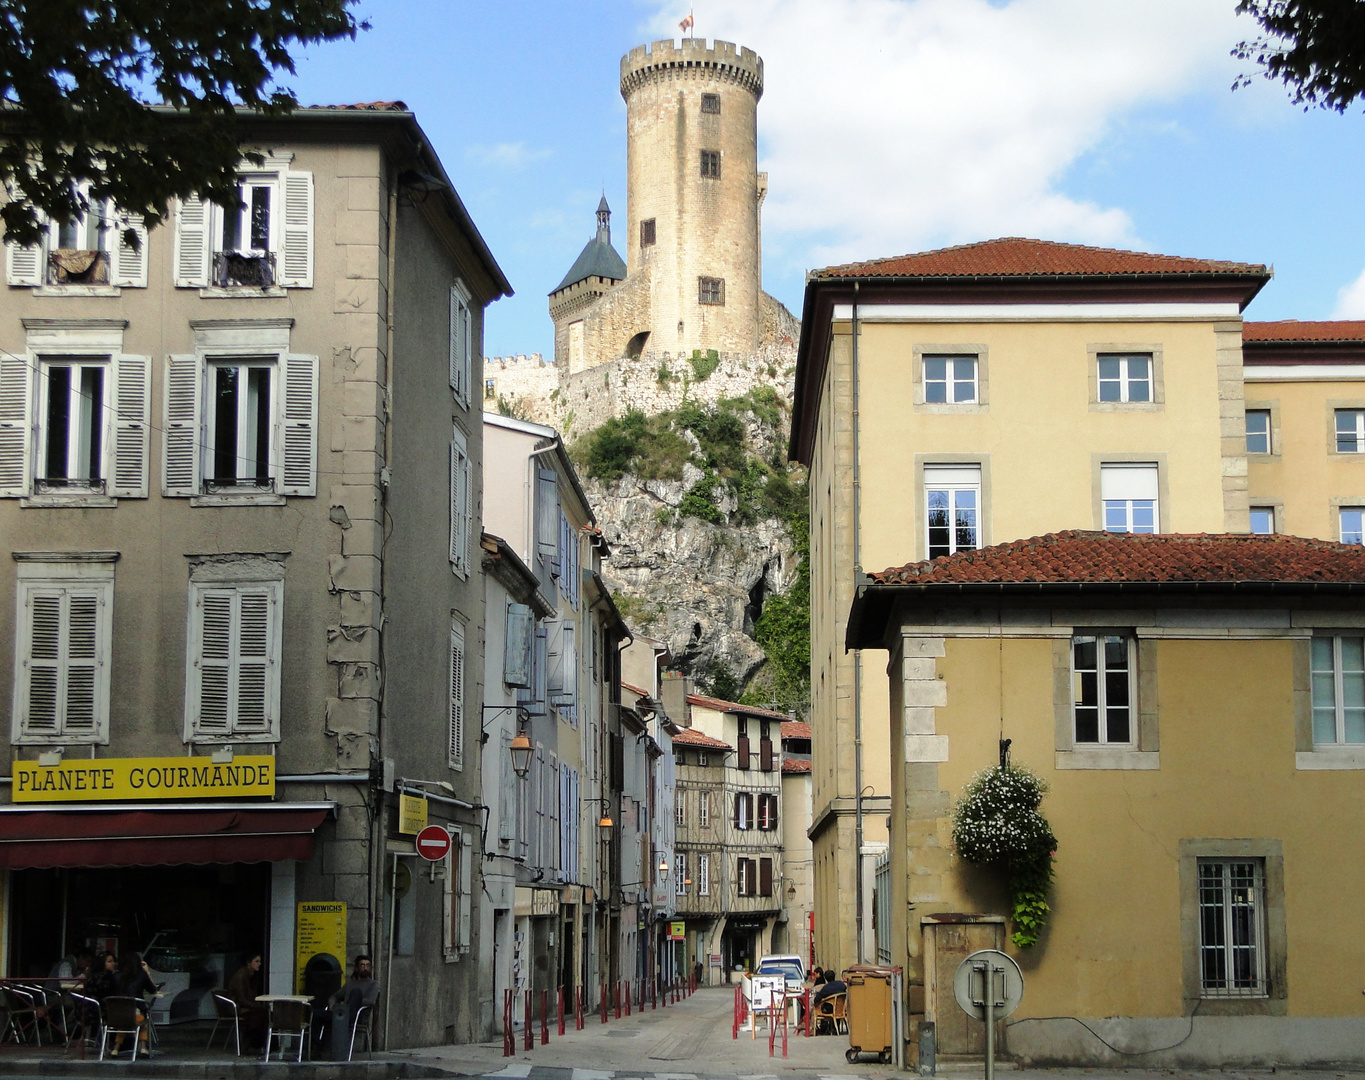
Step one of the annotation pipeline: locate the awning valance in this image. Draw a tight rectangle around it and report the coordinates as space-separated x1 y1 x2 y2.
0 802 334 869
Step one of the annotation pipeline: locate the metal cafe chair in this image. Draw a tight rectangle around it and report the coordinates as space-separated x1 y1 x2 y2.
67 991 101 1051
1 985 43 1045
207 992 242 1055
346 1002 375 1061
98 996 145 1061
263 999 311 1063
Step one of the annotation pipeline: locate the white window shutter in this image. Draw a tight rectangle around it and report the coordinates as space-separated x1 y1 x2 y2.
235 590 272 732
279 171 314 288
449 286 469 402
109 210 148 288
63 594 100 735
449 428 469 575
499 730 516 841
458 830 473 950
109 355 150 497
442 839 457 960
6 233 43 285
503 603 533 687
449 621 465 769
192 589 233 735
546 620 565 700
537 469 559 571
20 592 62 736
163 355 201 496
173 195 211 287
279 354 318 496
0 348 33 496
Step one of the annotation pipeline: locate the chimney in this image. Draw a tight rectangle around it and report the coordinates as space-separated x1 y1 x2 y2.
660 672 693 728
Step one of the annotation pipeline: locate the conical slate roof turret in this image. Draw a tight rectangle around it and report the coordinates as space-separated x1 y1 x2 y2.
551 198 627 294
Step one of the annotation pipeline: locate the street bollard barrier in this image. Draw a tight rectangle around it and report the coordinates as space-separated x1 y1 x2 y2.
576 985 584 1030
541 989 549 1045
732 983 745 1039
558 987 565 1036
601 982 608 1024
524 990 533 1050
652 978 657 1009
614 981 621 1020
625 979 631 1016
503 988 514 1057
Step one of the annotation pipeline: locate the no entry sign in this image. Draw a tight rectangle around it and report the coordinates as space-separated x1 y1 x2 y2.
415 824 452 862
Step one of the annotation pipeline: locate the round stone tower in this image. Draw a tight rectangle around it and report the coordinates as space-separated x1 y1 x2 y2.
620 39 765 357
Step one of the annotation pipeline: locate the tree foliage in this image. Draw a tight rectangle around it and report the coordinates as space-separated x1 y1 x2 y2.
0 0 364 245
1234 0 1365 110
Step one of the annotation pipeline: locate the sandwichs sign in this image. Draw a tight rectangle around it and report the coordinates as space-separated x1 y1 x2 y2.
12 755 276 802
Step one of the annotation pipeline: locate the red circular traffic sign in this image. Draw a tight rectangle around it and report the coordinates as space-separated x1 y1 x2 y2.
415 825 452 862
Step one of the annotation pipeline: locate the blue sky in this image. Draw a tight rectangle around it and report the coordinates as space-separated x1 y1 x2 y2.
288 0 1365 359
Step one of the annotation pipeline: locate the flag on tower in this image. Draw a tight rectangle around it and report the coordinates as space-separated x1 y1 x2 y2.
679 13 694 33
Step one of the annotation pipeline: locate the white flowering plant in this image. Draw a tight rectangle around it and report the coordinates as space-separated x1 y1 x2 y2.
951 763 1057 948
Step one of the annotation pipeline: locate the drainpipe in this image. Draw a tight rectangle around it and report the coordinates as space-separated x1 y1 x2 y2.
851 281 866 964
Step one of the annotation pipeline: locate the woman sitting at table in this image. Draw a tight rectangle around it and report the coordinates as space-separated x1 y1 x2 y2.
110 952 157 1055
227 953 267 1052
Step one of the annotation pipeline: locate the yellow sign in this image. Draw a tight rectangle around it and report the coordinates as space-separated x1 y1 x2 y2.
668 921 686 941
295 902 347 993
12 756 275 803
398 793 428 835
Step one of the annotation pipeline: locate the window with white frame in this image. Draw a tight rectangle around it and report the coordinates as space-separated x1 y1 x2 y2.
450 426 470 576
737 856 753 897
699 852 711 895
1198 858 1267 998
1097 353 1152 403
5 185 148 288
1101 463 1159 533
1336 409 1365 454
450 282 472 407
1311 636 1365 745
1072 635 1133 745
923 355 977 404
1249 507 1275 535
676 852 688 895
757 792 778 831
698 790 711 828
1245 410 1271 454
443 829 473 959
1341 508 1365 545
925 465 980 559
184 577 283 741
0 332 150 500
697 750 709 767
733 791 753 831
449 620 466 769
173 161 313 289
11 558 115 744
675 791 687 827
162 338 317 500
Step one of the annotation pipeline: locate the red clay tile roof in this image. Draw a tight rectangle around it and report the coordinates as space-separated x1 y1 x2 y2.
868 531 1365 586
781 720 812 740
304 101 410 111
813 238 1268 281
782 759 812 775
685 693 790 721
672 728 731 750
1244 320 1365 343
621 681 649 698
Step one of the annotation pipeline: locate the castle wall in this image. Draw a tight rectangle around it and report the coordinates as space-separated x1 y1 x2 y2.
621 39 764 358
569 263 654 373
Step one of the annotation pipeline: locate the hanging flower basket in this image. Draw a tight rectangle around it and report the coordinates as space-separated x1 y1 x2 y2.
951 762 1057 948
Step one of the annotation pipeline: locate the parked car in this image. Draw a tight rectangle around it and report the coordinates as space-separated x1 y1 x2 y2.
755 954 806 996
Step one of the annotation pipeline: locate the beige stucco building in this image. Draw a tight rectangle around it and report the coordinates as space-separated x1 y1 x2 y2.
0 105 510 1048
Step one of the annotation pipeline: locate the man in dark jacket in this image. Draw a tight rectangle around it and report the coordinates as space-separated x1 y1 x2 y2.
322 955 380 1060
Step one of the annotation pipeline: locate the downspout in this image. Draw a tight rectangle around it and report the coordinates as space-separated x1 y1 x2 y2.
851 281 865 964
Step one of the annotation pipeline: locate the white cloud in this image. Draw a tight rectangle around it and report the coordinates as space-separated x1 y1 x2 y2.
1333 268 1365 318
642 0 1249 268
466 141 553 169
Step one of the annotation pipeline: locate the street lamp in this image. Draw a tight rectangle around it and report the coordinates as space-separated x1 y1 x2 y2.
657 856 669 881
583 796 614 830
509 728 534 779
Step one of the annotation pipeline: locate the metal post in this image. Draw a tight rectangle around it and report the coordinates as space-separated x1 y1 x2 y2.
917 1021 935 1076
524 990 533 1051
983 964 995 1080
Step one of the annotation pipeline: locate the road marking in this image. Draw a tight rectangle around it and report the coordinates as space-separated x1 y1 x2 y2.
573 1071 615 1080
486 1065 534 1078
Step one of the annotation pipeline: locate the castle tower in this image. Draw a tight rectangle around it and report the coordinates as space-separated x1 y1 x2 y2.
548 197 627 372
621 39 765 356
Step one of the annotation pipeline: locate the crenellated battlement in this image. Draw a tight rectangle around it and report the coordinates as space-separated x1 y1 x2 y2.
620 38 763 100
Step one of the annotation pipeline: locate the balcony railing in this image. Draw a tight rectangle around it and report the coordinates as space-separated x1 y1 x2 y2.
213 251 276 288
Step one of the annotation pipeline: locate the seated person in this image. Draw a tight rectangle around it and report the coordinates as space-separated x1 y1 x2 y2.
318 955 380 1061
227 954 266 1052
110 952 158 1055
812 971 848 1027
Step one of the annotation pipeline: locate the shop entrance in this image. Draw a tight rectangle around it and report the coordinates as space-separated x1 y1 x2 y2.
9 862 271 1022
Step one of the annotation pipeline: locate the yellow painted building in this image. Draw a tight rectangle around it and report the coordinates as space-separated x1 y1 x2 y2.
846 531 1365 1067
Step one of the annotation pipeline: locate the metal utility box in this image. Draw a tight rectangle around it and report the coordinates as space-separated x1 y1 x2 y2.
845 964 899 1063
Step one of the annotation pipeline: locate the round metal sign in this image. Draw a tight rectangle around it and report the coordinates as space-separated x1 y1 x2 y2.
415 824 452 862
953 949 1024 1021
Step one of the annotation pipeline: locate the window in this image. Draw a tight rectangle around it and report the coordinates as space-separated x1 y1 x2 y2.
759 722 773 771
5 188 148 288
698 277 725 305
484 378 496 400
1336 409 1365 453
450 283 472 408
1198 859 1266 998
700 150 720 178
449 621 466 769
1311 636 1365 745
1097 353 1152 402
1249 507 1275 535
701 93 720 114
443 830 473 959
757 793 778 831
676 852 688 895
675 792 687 827
923 356 977 404
558 510 580 606
759 857 773 897
1342 508 1365 545
162 340 317 500
173 162 313 289
503 603 533 688
733 792 753 831
184 578 283 741
1101 463 1159 533
1245 410 1271 454
1072 635 1132 745
640 218 656 246
450 427 470 576
0 333 150 501
737 857 754 896
698 790 711 828
697 751 709 767
925 465 980 559
11 558 115 744
699 852 711 895
547 619 577 720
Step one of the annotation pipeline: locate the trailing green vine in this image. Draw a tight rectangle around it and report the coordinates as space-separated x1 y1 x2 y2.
951 762 1057 948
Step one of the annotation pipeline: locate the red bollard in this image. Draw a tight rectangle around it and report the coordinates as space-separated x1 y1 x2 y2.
651 978 657 1010
524 990 533 1050
625 979 632 1016
503 989 514 1057
601 983 608 1024
576 985 584 1030
614 981 621 1019
732 984 742 1038
558 987 565 1036
541 989 550 1045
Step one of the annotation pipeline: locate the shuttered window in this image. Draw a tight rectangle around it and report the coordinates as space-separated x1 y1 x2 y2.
443 829 473 960
12 568 115 743
449 621 466 770
173 167 313 289
759 857 773 897
450 283 472 407
184 580 282 740
5 190 147 288
699 852 710 896
449 427 470 576
503 603 533 687
698 791 711 829
733 792 753 831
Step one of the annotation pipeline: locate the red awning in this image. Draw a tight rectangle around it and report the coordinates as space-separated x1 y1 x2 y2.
0 803 333 869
